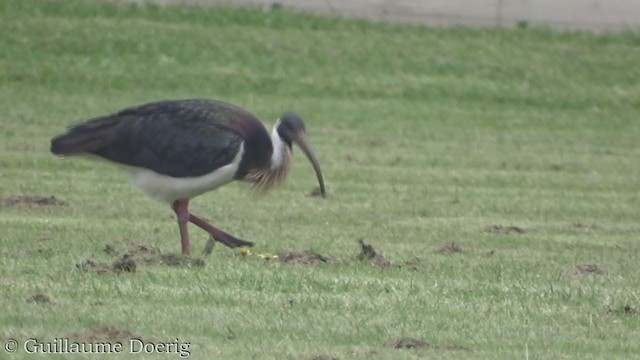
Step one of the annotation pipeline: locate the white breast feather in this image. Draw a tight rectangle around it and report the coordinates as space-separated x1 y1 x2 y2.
270 124 285 169
125 143 245 203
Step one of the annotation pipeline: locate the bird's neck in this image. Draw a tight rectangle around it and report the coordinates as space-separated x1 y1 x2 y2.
269 126 290 170
245 125 291 193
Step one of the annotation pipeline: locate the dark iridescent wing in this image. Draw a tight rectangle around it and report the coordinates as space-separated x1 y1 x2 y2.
51 99 267 178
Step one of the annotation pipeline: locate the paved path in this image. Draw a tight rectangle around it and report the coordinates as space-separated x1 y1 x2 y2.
115 0 640 31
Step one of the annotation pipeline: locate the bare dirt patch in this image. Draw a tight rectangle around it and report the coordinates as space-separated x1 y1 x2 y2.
356 239 390 267
70 325 143 342
484 225 527 234
572 263 603 276
294 355 339 360
278 249 332 265
549 162 587 173
279 241 427 270
78 239 205 275
76 259 122 275
159 253 206 267
389 337 471 352
111 242 160 265
26 293 55 305
1 195 68 208
309 186 325 197
390 337 430 349
103 240 160 263
606 305 637 316
436 241 463 254
104 240 205 267
103 244 119 256
572 222 600 231
112 255 138 272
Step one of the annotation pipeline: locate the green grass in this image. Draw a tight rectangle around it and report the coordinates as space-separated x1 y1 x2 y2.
1 0 640 358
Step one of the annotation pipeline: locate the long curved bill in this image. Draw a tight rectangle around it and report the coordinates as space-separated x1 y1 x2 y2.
292 133 326 198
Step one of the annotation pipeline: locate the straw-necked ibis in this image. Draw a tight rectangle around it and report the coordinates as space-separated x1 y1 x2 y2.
50 99 326 255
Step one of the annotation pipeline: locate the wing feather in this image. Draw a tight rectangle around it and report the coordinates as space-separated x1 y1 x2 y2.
50 100 257 178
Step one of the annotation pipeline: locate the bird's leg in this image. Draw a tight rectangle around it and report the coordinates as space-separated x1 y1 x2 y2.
188 213 255 248
171 200 191 255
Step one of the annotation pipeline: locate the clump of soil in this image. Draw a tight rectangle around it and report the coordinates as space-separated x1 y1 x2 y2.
294 355 339 360
70 325 141 342
112 255 137 273
572 222 600 231
309 186 325 197
1 195 68 208
389 337 471 352
80 239 206 274
572 263 603 276
278 242 429 270
26 293 55 305
160 253 205 267
436 241 463 254
113 240 162 265
103 244 119 256
76 259 121 275
484 225 526 234
356 239 390 267
104 240 205 268
279 249 331 265
390 337 430 349
607 305 637 316
549 162 586 173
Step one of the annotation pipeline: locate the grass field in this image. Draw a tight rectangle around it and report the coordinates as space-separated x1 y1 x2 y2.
1 0 640 358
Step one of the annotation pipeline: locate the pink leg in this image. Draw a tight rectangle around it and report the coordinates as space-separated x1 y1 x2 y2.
189 213 255 248
171 200 191 255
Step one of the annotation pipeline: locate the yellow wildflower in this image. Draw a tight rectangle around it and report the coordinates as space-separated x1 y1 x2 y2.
257 252 278 260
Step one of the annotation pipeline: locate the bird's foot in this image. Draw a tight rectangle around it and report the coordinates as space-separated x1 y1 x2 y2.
202 235 255 256
188 213 255 250
233 238 255 248
215 235 255 249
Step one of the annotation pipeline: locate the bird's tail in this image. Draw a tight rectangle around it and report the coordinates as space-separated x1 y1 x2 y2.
50 116 121 155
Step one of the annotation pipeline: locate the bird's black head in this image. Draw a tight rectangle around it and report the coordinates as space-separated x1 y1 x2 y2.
276 112 306 147
275 112 326 198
